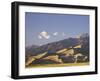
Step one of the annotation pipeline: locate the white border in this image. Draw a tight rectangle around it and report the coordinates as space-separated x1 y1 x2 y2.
19 5 95 76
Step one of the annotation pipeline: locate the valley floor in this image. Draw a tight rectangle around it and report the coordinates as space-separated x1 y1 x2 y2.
26 62 89 68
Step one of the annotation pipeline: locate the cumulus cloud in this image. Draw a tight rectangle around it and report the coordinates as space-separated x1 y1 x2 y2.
38 35 42 39
45 35 50 39
53 32 58 36
39 31 50 39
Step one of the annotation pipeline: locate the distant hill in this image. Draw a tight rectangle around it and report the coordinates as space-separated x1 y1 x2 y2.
26 45 39 56
25 33 89 67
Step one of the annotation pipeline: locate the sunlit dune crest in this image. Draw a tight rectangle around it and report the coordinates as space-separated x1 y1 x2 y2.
43 55 63 63
26 52 47 66
74 44 82 48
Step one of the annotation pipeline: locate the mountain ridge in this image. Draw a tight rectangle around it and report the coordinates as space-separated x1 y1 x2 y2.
25 33 89 67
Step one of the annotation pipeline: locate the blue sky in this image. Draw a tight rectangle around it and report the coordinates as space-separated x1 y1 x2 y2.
25 12 89 47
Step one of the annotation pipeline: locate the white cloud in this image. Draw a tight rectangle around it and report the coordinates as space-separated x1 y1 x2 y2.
39 31 50 39
38 35 42 39
45 35 50 39
53 32 58 36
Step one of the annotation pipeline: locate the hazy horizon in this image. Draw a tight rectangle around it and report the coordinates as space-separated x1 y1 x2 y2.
25 12 89 47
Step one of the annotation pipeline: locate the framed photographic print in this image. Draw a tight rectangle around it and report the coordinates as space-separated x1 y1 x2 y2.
11 1 98 79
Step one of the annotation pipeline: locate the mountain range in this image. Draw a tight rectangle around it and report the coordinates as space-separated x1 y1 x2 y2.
25 33 89 67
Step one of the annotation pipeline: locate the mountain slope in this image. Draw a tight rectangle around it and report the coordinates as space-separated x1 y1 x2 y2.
25 33 89 67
